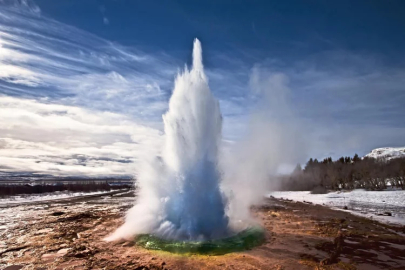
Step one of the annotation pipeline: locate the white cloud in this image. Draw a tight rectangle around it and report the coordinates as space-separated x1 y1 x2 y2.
0 5 177 123
0 96 163 176
1 1 404 178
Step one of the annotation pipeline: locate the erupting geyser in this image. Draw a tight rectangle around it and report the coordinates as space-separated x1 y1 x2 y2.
106 39 264 251
155 38 228 240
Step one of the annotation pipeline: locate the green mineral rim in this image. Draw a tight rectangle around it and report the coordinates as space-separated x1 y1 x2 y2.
135 226 265 255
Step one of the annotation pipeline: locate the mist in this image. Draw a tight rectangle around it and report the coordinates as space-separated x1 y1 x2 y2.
105 42 308 242
221 66 307 225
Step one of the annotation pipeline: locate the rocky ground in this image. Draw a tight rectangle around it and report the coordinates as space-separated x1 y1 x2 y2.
1 191 405 270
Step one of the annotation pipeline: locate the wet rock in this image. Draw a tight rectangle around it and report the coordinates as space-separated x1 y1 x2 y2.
57 248 71 255
57 212 93 222
122 241 133 247
133 266 150 270
36 228 53 234
299 253 319 262
0 245 29 256
3 265 24 270
41 253 59 263
376 212 392 216
320 231 344 265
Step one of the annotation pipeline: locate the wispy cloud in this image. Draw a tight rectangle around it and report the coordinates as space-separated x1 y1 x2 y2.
0 2 238 177
0 3 177 124
0 96 163 176
0 1 404 177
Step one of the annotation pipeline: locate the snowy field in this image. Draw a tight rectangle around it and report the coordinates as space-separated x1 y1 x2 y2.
0 190 124 206
269 189 405 225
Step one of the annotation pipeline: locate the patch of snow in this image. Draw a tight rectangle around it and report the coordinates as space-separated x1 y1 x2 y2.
269 189 405 226
0 190 117 205
365 147 405 160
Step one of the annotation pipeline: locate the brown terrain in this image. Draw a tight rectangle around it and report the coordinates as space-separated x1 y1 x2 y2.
1 191 405 270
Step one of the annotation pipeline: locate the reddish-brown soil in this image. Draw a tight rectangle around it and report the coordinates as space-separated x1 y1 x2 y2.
1 193 405 270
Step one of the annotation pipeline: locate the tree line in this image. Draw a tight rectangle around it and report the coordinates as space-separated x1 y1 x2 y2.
279 155 405 192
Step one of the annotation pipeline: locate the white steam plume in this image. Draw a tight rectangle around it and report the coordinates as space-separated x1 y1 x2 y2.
106 42 306 242
222 66 307 224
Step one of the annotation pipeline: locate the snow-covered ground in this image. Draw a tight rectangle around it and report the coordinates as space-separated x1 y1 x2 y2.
0 190 121 206
269 189 405 225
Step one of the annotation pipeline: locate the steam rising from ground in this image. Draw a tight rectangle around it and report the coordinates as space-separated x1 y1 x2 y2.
107 40 304 241
222 67 306 223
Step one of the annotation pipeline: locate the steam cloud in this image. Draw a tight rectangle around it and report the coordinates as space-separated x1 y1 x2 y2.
106 40 305 241
222 67 306 225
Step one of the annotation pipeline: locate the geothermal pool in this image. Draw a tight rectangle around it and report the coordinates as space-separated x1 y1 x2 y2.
135 227 265 255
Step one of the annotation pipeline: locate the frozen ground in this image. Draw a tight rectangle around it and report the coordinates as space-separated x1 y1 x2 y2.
0 189 128 207
2 193 404 269
269 189 405 225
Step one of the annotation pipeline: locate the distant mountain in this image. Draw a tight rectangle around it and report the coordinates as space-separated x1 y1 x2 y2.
365 147 405 160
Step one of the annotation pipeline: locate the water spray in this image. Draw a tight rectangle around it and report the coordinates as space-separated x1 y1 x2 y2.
106 39 264 253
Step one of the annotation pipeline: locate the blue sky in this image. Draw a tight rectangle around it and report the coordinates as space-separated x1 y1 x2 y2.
0 0 404 177
36 1 405 57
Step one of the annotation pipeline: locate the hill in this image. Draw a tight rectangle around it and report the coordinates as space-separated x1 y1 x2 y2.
365 147 405 160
